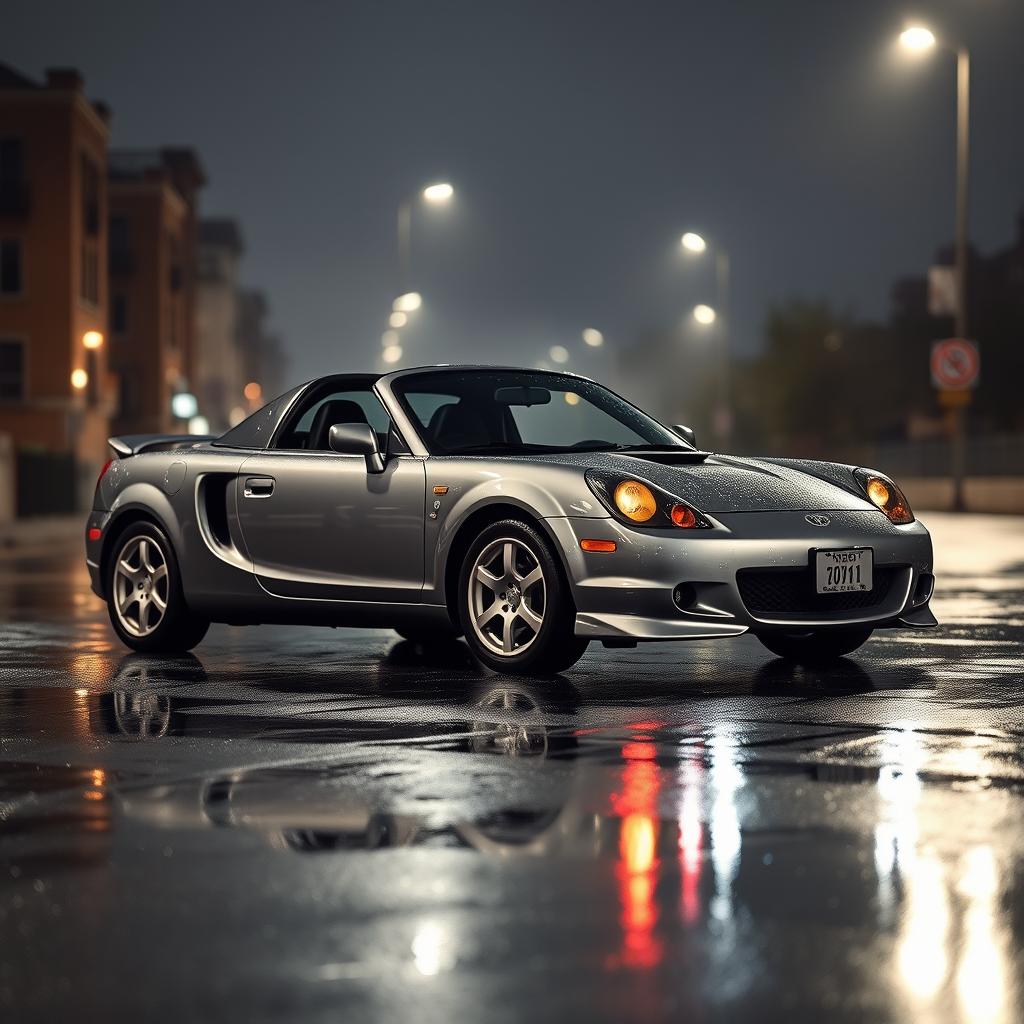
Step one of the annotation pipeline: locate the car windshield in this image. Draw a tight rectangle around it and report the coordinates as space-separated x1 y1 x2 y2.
391 369 685 455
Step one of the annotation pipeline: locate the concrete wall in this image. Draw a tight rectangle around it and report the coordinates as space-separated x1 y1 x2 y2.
903 477 1024 515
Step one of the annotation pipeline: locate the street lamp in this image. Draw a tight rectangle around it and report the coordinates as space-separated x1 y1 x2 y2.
398 182 455 287
897 23 971 510
692 304 717 326
393 291 422 313
680 232 707 254
898 26 936 52
582 328 604 348
681 230 732 443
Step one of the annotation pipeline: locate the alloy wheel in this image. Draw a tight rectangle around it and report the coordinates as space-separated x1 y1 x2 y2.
113 535 169 638
468 537 546 657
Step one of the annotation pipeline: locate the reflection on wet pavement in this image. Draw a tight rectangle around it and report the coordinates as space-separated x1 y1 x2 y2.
1 513 1023 1021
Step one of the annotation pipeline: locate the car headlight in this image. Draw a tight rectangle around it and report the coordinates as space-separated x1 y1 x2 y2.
586 471 712 529
854 468 914 524
613 480 657 522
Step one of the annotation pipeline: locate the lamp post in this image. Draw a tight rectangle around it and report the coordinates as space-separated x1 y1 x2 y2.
681 232 731 444
397 182 454 289
898 26 971 511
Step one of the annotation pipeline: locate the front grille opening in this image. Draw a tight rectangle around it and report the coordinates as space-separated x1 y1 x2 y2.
737 565 904 619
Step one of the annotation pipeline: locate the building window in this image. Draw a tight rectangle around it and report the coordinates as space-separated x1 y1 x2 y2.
0 138 27 214
0 239 22 294
80 242 99 305
81 154 100 237
112 294 127 333
0 339 24 400
109 215 132 275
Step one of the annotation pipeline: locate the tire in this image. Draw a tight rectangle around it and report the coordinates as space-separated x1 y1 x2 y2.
756 627 873 665
394 625 461 644
457 518 589 675
105 521 209 654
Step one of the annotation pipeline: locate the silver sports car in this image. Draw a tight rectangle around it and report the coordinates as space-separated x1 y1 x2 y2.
85 366 936 674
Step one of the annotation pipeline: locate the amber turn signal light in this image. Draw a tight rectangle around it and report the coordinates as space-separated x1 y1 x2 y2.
580 539 617 553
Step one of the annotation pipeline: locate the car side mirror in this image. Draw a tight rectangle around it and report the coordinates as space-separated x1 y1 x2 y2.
328 423 384 473
673 423 697 448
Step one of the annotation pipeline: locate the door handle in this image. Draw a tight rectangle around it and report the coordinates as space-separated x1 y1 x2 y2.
243 476 275 498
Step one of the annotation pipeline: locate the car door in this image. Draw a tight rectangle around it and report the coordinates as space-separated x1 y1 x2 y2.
234 384 426 602
236 449 425 601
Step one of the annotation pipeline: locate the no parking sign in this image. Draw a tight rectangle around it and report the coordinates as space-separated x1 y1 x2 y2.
931 338 980 391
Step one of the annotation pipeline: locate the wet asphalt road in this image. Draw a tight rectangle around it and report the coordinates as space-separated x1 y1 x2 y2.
1 513 1023 1023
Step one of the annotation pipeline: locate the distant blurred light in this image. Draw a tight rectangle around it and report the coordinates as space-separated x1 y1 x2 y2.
382 344 403 364
394 292 422 313
381 330 400 347
188 416 210 435
243 381 262 402
423 182 454 203
899 26 936 52
171 391 198 419
564 392 581 406
82 330 104 349
582 328 604 347
229 406 247 426
70 368 88 390
389 311 408 328
549 345 570 364
693 304 717 325
681 232 707 253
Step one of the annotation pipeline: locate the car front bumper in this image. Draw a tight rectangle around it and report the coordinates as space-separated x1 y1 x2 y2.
546 510 936 641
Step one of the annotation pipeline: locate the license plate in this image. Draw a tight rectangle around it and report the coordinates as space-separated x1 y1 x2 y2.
815 548 872 594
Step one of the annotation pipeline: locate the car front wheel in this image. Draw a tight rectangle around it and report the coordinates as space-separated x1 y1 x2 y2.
458 519 588 675
756 626 873 665
105 522 209 654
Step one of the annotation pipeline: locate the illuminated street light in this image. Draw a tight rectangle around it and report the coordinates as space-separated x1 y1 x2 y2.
899 26 936 52
389 311 408 328
893 25 970 508
243 381 262 402
70 368 88 390
399 183 456 286
681 232 707 254
188 416 210 435
172 392 199 419
549 345 569 364
82 330 103 349
693 304 717 326
422 182 454 203
393 292 422 313
382 344 403 364
582 328 604 348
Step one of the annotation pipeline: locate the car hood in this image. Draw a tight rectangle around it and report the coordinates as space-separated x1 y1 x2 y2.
517 451 873 514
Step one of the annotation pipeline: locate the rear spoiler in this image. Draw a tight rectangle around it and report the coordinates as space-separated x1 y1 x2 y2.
108 434 217 458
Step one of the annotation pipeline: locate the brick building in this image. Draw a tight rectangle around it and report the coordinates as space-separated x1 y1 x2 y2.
107 148 205 435
0 64 115 513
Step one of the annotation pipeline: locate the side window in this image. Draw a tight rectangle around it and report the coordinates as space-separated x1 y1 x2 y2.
279 388 393 451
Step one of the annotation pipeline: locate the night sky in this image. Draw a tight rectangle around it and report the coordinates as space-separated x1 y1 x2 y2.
6 0 1024 385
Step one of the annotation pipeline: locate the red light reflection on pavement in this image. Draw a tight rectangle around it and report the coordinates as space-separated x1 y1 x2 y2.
609 729 664 969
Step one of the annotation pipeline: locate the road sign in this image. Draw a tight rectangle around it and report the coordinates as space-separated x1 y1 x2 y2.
931 338 979 391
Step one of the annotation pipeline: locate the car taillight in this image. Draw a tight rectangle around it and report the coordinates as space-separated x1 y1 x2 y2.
96 458 113 490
